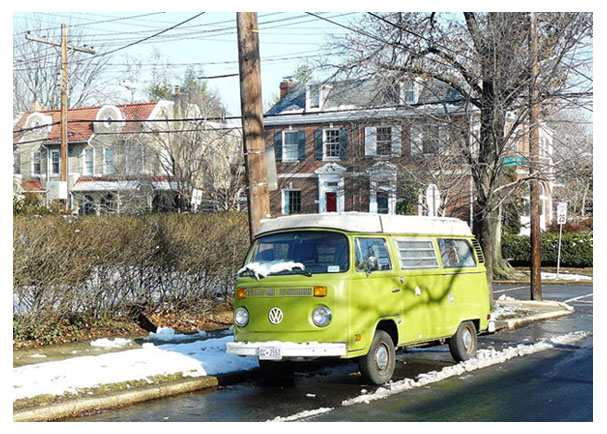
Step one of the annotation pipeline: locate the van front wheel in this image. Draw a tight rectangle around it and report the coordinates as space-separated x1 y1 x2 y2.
359 330 396 385
448 321 477 362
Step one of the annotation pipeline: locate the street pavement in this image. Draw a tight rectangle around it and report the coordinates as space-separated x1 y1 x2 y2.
64 283 593 422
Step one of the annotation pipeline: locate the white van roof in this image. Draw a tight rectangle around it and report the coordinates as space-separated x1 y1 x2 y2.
257 213 472 237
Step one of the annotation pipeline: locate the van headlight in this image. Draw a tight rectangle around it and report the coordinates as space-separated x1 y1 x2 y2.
234 307 249 327
312 306 332 327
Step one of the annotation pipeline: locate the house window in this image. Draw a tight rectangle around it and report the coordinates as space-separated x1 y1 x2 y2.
283 131 299 161
13 152 20 175
403 82 419 104
104 148 115 174
396 239 439 269
424 126 440 154
50 150 60 176
438 239 476 268
32 151 41 176
376 127 392 156
282 190 301 215
83 148 94 175
324 129 340 159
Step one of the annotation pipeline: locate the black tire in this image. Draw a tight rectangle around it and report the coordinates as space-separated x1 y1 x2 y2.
359 330 396 385
448 321 478 362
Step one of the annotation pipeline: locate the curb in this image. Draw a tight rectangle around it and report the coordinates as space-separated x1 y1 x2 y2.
494 300 574 331
13 376 219 422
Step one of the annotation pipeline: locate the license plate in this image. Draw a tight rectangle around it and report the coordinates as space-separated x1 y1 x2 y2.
258 346 282 360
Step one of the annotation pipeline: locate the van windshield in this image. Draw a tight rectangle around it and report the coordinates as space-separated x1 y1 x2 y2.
245 231 349 276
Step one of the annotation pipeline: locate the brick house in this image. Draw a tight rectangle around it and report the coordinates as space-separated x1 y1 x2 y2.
263 78 554 233
13 99 242 214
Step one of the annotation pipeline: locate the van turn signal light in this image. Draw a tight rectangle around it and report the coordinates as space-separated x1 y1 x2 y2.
236 289 247 299
314 286 327 297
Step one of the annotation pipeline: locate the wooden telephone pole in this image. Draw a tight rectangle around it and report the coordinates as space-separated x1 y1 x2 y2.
26 25 95 211
529 12 542 301
236 12 271 241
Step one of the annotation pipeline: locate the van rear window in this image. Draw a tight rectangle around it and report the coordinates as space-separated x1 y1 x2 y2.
438 239 477 268
396 239 439 269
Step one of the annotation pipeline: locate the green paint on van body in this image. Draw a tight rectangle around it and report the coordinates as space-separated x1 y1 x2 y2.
232 227 490 359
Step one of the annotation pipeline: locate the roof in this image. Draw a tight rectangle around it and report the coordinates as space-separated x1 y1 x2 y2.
72 175 179 192
22 178 45 193
256 212 472 237
13 102 160 144
264 78 466 120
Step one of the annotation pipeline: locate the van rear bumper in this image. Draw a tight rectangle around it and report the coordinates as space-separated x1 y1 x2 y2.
226 341 347 358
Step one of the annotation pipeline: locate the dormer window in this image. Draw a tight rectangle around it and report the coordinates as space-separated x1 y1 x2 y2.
306 84 330 111
308 85 320 109
402 82 420 104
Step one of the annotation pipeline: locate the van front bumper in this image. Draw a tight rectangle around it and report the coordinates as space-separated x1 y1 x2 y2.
226 341 347 359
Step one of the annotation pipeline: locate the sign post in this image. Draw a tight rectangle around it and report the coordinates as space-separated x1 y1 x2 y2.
556 202 568 279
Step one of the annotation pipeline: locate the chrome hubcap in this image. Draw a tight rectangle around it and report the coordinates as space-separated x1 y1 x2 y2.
463 328 473 351
375 345 389 371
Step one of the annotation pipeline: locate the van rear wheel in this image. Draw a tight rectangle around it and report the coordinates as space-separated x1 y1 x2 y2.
359 330 396 385
448 321 477 362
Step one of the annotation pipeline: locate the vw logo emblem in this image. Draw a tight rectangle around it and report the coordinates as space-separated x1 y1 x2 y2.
268 307 283 325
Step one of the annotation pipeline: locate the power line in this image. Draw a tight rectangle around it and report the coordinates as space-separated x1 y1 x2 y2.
79 13 207 62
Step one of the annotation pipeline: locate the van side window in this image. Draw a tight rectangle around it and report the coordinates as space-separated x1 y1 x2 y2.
355 238 392 272
395 239 439 269
438 239 477 268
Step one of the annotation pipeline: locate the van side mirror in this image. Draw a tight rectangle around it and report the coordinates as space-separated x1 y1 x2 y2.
365 256 379 275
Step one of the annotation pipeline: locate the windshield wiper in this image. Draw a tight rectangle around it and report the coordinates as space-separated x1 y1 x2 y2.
238 267 265 280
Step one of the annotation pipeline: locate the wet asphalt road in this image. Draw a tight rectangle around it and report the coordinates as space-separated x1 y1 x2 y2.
72 284 593 422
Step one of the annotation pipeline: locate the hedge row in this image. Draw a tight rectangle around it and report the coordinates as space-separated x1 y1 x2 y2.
13 212 250 327
501 231 593 267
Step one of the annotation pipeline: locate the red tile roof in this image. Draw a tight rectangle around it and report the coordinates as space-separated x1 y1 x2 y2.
22 178 45 192
13 102 159 144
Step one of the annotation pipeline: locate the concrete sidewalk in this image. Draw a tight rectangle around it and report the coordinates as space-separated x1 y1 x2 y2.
13 299 574 422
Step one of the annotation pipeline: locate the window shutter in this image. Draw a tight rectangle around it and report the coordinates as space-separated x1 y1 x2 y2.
410 125 423 155
339 128 348 159
274 131 282 162
392 126 402 156
298 130 306 161
365 127 376 156
314 129 323 160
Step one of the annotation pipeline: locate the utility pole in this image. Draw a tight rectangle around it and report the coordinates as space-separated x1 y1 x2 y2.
236 12 271 241
529 12 542 301
26 25 95 212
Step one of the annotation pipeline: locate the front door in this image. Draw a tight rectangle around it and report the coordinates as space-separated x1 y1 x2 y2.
326 192 337 212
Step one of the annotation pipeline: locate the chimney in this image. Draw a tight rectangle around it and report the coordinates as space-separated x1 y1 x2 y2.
279 77 297 99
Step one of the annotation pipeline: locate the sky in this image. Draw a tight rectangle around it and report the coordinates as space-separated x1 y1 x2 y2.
12 11 356 117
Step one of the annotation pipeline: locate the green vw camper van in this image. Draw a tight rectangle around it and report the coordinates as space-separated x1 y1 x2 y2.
226 213 494 384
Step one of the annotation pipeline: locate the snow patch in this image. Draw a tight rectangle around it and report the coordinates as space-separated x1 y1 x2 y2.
540 272 591 281
90 338 132 349
238 261 305 279
13 335 257 401
145 327 207 343
268 407 334 422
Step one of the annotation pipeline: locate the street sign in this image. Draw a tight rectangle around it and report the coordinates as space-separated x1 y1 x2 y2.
557 202 568 225
503 156 527 167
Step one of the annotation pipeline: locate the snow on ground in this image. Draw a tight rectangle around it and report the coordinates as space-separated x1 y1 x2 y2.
90 338 133 349
144 327 207 343
13 330 257 402
540 272 591 281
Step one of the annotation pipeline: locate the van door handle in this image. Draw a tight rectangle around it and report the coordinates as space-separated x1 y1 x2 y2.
392 288 401 293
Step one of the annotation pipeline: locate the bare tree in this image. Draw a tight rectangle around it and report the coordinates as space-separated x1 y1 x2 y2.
13 16 112 112
330 12 592 296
